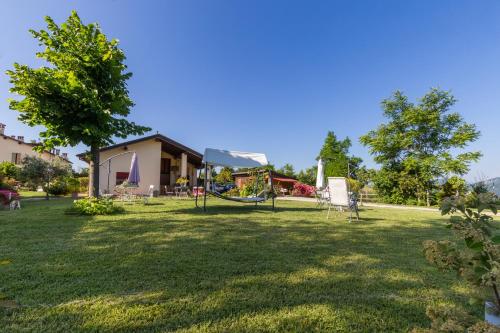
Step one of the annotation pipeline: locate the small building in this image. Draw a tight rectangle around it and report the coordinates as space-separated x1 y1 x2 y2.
232 170 297 196
0 123 71 166
77 134 203 194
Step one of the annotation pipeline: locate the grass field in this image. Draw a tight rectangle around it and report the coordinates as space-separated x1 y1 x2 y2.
0 198 490 332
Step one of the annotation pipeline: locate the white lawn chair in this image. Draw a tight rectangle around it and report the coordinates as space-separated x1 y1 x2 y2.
315 187 329 208
9 193 21 210
326 177 359 221
143 185 155 204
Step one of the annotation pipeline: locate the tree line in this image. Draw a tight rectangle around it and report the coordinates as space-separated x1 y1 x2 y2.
278 88 482 206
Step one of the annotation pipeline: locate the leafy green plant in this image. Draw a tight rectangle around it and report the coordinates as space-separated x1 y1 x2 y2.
225 187 240 197
411 305 497 332
0 162 19 180
423 194 499 312
68 197 124 215
66 177 81 193
239 171 264 197
78 177 89 193
45 179 69 196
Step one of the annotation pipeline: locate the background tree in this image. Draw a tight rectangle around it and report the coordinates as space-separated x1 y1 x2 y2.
436 176 467 203
277 163 296 178
297 166 317 185
6 11 150 197
18 156 71 199
319 131 362 178
214 167 234 184
360 89 481 206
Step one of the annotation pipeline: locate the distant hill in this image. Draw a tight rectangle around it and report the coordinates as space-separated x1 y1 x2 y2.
482 177 500 196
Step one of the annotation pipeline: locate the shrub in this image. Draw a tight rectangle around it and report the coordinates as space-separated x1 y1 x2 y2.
411 305 497 332
0 162 18 179
65 177 80 193
423 195 499 314
78 177 89 192
225 187 240 197
45 179 70 196
239 175 264 197
68 197 124 215
292 182 315 197
0 178 17 191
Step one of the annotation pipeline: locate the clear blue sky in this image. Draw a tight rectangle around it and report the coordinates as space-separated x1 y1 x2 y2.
1 0 499 180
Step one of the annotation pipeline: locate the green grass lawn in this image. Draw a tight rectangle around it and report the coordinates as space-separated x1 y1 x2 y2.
0 198 491 332
17 190 49 199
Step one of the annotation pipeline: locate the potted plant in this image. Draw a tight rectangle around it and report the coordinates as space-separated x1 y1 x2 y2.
423 193 499 326
176 177 188 187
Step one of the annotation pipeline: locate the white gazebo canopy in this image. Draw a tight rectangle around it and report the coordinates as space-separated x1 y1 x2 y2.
202 148 269 168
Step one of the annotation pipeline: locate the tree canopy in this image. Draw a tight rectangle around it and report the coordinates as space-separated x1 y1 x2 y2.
319 131 362 178
360 88 481 205
18 156 72 199
6 11 150 196
214 167 234 184
277 163 296 178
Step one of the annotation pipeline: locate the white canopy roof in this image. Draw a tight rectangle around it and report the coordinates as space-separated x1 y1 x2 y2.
202 148 269 168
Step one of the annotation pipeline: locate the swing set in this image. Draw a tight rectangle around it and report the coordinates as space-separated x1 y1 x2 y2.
195 148 276 211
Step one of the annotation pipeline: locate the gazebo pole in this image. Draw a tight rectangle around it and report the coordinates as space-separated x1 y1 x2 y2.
195 169 199 208
269 169 275 212
203 162 208 212
347 160 352 223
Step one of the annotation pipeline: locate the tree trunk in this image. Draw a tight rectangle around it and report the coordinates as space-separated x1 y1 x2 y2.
90 144 100 197
426 189 430 207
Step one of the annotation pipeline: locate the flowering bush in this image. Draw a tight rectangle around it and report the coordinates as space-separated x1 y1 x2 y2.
0 189 19 206
176 177 188 185
292 182 315 197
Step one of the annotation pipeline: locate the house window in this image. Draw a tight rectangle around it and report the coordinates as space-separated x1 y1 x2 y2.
11 153 21 165
116 172 129 185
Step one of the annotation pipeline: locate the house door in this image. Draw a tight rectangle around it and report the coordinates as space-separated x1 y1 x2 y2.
160 158 171 194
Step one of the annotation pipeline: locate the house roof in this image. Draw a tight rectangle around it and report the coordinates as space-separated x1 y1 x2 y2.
77 134 203 167
1 134 72 163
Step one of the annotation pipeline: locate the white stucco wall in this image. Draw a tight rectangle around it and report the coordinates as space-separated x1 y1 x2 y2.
98 139 162 194
0 135 70 166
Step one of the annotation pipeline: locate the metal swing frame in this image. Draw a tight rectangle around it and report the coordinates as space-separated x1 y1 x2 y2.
195 162 276 212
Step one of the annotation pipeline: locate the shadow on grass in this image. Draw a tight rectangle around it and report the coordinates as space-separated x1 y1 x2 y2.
0 199 469 332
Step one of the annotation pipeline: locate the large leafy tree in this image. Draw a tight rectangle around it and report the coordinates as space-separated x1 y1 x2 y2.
6 11 150 197
319 131 362 178
360 89 481 205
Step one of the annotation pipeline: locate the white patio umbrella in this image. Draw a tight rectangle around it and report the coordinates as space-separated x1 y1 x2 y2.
315 158 325 189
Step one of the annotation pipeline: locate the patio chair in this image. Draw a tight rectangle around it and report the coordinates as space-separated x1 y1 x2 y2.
142 185 155 204
326 177 359 221
164 185 175 198
8 192 21 210
315 187 329 208
177 185 190 199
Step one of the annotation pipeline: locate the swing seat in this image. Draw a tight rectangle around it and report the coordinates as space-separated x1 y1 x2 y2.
207 190 270 203
197 148 276 211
